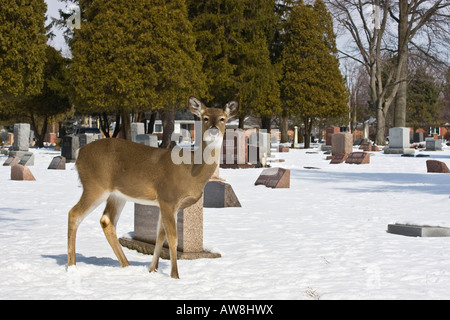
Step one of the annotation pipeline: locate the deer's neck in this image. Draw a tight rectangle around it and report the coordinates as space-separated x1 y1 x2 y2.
190 137 222 179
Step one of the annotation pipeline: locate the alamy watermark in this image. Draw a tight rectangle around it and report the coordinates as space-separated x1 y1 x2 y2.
66 5 81 30
170 121 271 165
364 3 381 31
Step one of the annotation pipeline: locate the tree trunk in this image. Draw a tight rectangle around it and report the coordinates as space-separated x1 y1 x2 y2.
160 109 175 149
147 111 157 134
112 113 121 138
30 114 48 148
280 114 289 143
119 109 131 140
238 115 245 129
303 118 313 149
99 112 111 138
261 116 271 131
376 102 386 145
393 0 409 127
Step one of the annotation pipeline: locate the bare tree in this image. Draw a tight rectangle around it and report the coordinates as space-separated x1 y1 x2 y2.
390 0 450 127
327 0 450 145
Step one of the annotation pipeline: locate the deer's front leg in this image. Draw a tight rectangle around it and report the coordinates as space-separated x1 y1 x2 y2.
159 202 179 279
150 217 165 273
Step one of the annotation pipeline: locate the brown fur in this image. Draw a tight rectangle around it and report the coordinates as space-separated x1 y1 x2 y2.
67 97 238 279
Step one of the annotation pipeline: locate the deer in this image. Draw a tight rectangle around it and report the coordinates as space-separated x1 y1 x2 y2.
67 97 239 279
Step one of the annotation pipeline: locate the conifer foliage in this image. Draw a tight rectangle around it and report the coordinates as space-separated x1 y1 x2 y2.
69 0 206 139
187 0 281 127
0 0 47 98
281 0 347 148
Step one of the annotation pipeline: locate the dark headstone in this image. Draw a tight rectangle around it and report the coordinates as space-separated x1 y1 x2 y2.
61 135 79 162
203 181 241 208
426 160 450 173
48 156 66 170
413 132 424 143
345 152 370 164
254 167 290 188
388 224 450 237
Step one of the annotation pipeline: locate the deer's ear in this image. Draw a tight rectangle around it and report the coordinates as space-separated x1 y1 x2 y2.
224 101 239 117
188 97 205 117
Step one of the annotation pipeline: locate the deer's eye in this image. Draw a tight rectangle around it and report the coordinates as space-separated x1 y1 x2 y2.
203 117 209 122
220 117 225 122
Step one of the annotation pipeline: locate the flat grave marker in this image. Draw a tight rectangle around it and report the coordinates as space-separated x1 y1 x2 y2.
345 152 370 164
254 167 290 188
48 156 66 170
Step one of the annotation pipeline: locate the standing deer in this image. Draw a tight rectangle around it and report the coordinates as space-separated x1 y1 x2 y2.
67 97 238 278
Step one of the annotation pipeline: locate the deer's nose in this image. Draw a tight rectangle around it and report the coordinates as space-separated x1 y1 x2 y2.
209 128 219 136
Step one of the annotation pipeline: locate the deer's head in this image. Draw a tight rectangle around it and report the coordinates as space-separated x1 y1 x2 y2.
188 97 239 142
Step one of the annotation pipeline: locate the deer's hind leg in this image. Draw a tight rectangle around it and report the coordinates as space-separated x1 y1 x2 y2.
100 194 129 267
68 189 108 266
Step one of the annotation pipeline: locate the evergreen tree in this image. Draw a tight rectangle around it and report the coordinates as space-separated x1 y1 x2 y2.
406 66 441 131
69 0 206 141
0 0 47 98
281 0 347 148
20 46 72 147
187 0 281 128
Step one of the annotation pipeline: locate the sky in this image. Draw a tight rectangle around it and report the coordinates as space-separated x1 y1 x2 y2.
45 0 70 56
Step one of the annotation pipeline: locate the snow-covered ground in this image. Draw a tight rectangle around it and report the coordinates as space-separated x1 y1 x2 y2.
1 143 450 300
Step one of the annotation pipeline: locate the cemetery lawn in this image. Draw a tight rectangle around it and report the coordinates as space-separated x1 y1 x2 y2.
1 145 450 299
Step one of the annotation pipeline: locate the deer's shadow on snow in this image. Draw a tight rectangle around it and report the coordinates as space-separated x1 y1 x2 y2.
42 253 154 268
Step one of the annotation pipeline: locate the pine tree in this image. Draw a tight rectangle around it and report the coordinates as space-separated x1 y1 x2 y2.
281 0 347 148
69 0 206 141
0 0 47 98
187 0 281 128
406 66 441 131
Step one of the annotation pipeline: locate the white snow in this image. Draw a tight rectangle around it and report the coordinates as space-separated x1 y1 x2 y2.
1 144 450 300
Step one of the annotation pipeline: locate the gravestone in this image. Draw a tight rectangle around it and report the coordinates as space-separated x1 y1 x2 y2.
11 164 35 181
61 135 79 162
18 152 35 166
330 153 348 164
135 134 158 147
426 160 450 173
12 123 30 151
293 126 300 148
384 127 414 155
203 181 241 208
360 141 379 152
331 132 353 155
254 167 290 188
413 132 424 143
345 152 370 164
248 131 269 166
387 224 450 237
425 138 443 151
131 123 145 142
249 131 271 158
279 146 290 152
78 133 97 148
120 196 220 259
362 122 369 142
326 127 340 145
220 131 254 168
3 156 20 166
48 156 66 170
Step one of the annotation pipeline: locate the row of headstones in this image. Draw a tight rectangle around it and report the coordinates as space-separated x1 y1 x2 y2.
62 124 158 162
328 132 371 165
385 127 444 154
220 130 290 168
4 155 67 181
